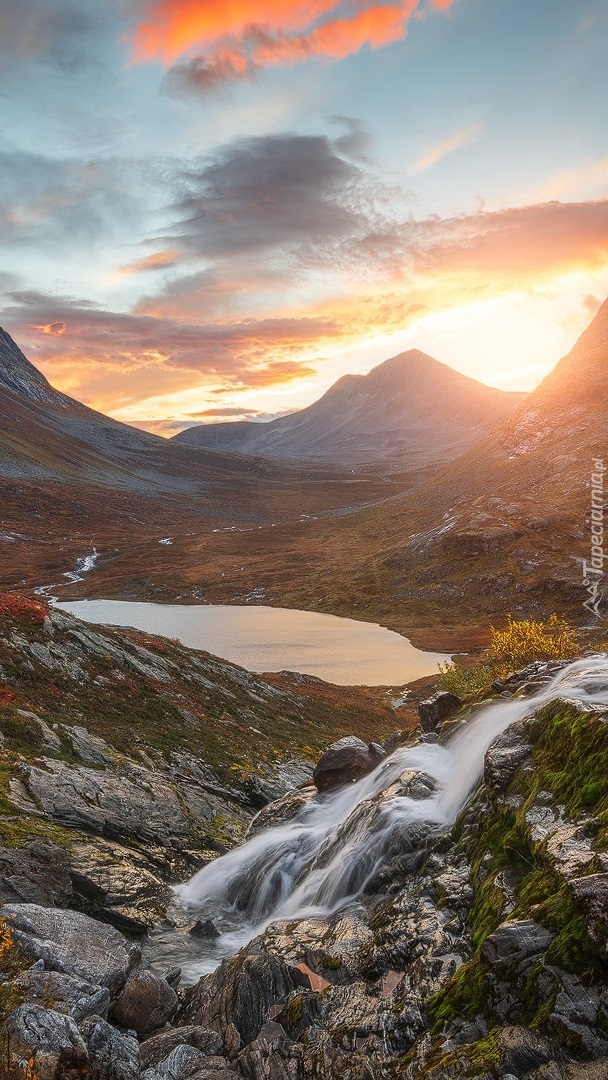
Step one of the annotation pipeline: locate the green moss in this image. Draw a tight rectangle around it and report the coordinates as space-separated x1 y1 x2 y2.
320 954 343 970
427 958 490 1030
430 1030 503 1078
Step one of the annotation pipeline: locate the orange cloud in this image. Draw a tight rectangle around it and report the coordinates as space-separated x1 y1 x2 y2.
33 320 67 335
118 250 181 276
131 0 455 82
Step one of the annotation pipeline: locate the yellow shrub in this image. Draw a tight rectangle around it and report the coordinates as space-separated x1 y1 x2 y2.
488 614 580 677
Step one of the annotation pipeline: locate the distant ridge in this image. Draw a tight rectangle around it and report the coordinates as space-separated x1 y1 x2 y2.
174 348 526 469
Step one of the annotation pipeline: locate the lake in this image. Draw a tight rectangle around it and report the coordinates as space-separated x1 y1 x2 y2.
54 600 451 686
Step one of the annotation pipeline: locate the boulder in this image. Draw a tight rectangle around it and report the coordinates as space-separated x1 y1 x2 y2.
0 839 73 907
312 736 385 792
418 692 461 732
80 1014 141 1080
5 1004 89 1080
181 940 310 1050
2 903 140 995
189 918 221 939
481 919 553 965
247 783 317 838
112 969 179 1034
140 1026 223 1070
12 968 110 1021
143 1043 213 1079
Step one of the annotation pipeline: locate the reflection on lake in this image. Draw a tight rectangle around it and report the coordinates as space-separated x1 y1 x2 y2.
55 600 451 686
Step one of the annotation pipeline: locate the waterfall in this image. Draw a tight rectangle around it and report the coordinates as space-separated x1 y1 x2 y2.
170 655 608 978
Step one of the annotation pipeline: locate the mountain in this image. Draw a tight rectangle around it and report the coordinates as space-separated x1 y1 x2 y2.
0 326 406 595
174 349 525 469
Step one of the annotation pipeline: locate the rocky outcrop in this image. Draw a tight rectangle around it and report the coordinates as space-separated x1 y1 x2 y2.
312 735 386 792
418 690 461 731
2 904 140 994
165 685 608 1079
3 650 608 1079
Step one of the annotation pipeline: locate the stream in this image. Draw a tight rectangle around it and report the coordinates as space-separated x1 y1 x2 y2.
144 655 608 984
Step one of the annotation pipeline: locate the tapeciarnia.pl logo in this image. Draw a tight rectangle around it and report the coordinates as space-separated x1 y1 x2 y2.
582 457 606 620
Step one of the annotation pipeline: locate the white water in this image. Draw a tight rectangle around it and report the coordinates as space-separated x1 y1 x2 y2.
155 656 608 982
35 549 99 598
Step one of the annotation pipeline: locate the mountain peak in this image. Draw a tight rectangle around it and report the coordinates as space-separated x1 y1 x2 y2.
0 326 68 407
526 295 608 409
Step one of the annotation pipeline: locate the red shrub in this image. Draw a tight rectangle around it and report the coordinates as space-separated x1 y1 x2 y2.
0 593 48 625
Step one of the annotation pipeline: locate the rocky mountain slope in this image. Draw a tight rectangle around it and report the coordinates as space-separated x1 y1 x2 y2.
1 598 607 1077
155 297 607 648
175 349 524 470
0 326 406 599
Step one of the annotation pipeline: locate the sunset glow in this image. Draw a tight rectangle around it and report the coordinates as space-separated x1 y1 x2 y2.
0 0 607 434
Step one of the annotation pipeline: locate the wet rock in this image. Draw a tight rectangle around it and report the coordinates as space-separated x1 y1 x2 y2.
80 1014 141 1080
481 919 554 965
383 730 408 754
499 1025 553 1073
12 968 110 1021
0 839 73 907
140 1026 223 1070
2 902 140 994
69 836 172 933
5 1003 89 1080
181 940 310 1051
484 721 532 791
418 691 461 732
247 783 317 838
189 918 221 939
312 736 385 792
112 969 179 1034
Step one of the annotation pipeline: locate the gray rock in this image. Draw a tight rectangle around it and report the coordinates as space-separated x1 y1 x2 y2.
247 783 317 838
484 721 532 790
481 919 554 965
312 736 385 792
418 691 461 732
2 903 140 994
69 836 172 933
499 1025 552 1072
0 839 73 907
5 1003 89 1079
140 1026 223 1070
14 757 193 848
570 872 608 926
181 940 310 1048
144 1044 212 1079
112 969 179 1034
80 1014 141 1080
62 723 115 765
12 968 110 1021
189 918 221 939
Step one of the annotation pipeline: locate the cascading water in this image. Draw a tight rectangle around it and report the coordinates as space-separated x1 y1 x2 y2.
147 656 608 983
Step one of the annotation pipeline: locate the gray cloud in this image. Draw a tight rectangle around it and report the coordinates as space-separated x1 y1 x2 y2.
0 0 102 71
169 133 366 259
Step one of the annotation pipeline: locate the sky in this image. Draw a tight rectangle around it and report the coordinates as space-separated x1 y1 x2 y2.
0 0 607 436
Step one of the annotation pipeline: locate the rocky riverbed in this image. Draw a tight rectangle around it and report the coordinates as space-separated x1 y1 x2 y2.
1 596 608 1078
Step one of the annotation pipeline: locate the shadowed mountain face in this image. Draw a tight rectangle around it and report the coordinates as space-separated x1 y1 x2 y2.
0 326 369 503
174 349 525 469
